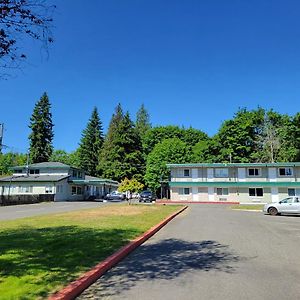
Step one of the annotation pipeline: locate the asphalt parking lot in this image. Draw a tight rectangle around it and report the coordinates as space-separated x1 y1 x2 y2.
0 201 109 221
78 204 300 300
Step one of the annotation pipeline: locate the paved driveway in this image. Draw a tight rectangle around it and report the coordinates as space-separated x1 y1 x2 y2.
0 201 109 221
78 204 300 300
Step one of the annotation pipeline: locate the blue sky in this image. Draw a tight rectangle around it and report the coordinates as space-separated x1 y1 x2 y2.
1 0 300 153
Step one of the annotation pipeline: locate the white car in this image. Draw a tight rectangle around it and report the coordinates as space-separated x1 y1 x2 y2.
263 196 300 215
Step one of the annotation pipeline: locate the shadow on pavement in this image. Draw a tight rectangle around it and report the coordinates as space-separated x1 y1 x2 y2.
78 239 240 299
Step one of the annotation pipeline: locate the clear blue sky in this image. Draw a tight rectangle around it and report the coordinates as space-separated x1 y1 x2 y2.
1 0 300 153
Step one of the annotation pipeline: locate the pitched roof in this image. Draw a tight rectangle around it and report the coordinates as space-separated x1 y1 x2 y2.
12 161 74 170
0 174 69 182
72 175 119 185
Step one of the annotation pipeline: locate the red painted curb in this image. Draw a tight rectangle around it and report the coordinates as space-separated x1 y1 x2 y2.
48 205 188 300
157 201 240 205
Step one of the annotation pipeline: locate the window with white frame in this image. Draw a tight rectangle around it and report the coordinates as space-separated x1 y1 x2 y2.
215 168 228 178
248 168 261 176
45 186 53 193
18 186 33 193
249 188 263 197
279 167 293 176
216 188 229 196
179 187 190 195
183 169 190 177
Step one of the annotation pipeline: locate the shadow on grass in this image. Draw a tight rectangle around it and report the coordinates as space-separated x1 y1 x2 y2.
0 226 140 299
78 239 240 299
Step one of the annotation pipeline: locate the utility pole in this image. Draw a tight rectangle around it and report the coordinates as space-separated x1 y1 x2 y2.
25 150 30 176
0 123 3 154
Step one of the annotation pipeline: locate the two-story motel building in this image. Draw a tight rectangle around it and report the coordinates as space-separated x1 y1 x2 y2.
167 163 300 203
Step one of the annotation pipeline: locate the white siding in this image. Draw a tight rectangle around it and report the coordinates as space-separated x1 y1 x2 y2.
271 187 279 203
192 186 198 201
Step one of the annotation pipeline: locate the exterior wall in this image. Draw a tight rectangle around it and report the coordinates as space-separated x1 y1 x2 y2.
171 187 193 201
236 187 272 203
39 168 69 176
1 182 55 195
169 164 300 203
170 166 300 183
54 178 71 201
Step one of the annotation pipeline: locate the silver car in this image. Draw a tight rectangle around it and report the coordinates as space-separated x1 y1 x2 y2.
263 196 300 215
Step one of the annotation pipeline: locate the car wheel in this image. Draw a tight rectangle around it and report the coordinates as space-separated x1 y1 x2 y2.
268 207 278 216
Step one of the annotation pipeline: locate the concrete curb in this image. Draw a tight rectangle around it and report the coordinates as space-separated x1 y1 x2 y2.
48 205 188 300
157 200 240 205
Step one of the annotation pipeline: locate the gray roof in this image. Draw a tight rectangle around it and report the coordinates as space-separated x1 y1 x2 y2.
0 174 70 182
12 162 74 170
72 175 119 185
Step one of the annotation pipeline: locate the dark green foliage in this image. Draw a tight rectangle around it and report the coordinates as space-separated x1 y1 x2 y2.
191 140 213 163
98 104 144 181
144 138 190 191
0 152 27 175
211 108 264 163
136 104 151 141
78 107 103 176
29 92 54 163
49 149 81 168
143 125 208 155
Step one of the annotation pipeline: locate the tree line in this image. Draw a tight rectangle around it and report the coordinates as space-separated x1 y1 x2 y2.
1 93 300 194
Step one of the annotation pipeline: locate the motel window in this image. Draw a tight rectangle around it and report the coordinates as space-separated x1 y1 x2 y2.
45 186 53 193
288 188 296 196
29 169 39 174
279 168 293 176
249 188 263 197
183 169 190 177
215 168 228 178
179 188 190 195
18 186 33 193
72 186 77 195
248 168 260 176
216 188 229 196
71 186 82 195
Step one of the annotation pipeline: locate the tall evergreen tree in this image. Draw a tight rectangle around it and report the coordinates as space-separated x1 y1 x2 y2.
29 92 54 163
98 104 144 181
136 104 151 141
78 107 103 176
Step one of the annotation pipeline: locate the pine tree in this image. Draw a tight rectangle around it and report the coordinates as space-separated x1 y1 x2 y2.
98 104 144 181
78 107 103 176
136 104 151 141
29 92 54 163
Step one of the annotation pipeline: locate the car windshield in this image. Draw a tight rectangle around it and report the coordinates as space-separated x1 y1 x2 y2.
141 191 152 196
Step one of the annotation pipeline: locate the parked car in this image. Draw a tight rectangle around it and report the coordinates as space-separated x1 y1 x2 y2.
105 191 126 201
263 196 300 215
139 190 156 203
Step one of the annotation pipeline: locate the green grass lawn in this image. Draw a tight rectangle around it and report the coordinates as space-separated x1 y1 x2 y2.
0 204 181 300
231 204 264 210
